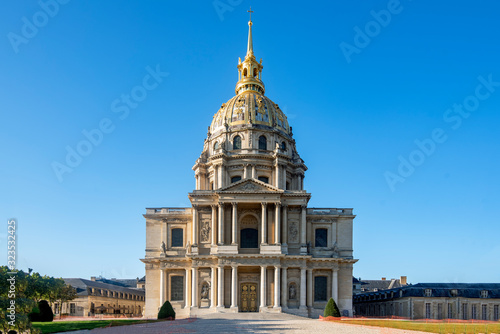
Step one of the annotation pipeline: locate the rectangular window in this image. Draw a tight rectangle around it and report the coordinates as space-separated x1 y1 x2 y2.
400 303 403 317
472 304 477 319
462 303 468 320
70 303 76 314
482 304 487 320
314 276 327 301
494 305 499 321
315 229 328 248
170 276 184 301
425 303 431 319
448 303 453 319
437 303 443 319
171 228 183 247
54 303 59 314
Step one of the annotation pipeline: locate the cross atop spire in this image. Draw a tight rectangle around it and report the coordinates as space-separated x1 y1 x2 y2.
248 7 254 21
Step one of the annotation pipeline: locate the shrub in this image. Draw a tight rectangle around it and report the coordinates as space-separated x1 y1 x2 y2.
29 300 53 322
28 305 41 322
38 300 54 322
323 297 341 317
157 301 175 320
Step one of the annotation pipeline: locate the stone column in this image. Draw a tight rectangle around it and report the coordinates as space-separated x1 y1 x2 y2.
195 174 199 190
211 205 217 246
231 266 238 308
231 202 238 245
214 165 218 189
191 267 198 307
192 205 198 245
332 269 338 304
217 267 224 308
221 165 226 188
211 267 216 308
243 164 248 179
299 268 306 309
307 269 313 308
282 205 288 246
260 266 266 308
159 269 165 306
274 266 280 308
300 205 307 246
251 164 256 179
184 268 191 309
275 203 281 244
261 202 268 244
218 203 224 245
281 267 287 309
275 163 280 188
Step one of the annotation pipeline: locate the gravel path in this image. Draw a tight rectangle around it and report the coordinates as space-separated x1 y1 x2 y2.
71 313 433 334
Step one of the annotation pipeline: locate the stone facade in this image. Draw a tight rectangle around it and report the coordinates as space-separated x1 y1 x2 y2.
141 17 357 319
55 278 145 317
353 283 500 320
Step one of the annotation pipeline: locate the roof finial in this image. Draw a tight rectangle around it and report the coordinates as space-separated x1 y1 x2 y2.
247 7 254 56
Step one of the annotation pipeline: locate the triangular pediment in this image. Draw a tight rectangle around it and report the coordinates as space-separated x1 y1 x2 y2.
217 179 283 193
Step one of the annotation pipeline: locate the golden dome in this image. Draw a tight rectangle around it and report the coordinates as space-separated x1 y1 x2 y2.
210 91 290 134
210 16 290 136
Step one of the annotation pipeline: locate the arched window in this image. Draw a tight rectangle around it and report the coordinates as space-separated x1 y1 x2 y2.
243 68 248 77
281 141 287 151
253 68 258 78
231 176 242 183
258 176 269 184
258 136 267 150
213 142 219 151
241 228 258 248
233 135 241 150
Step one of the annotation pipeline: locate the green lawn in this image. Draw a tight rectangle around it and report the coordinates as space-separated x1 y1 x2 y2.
326 319 500 334
32 319 159 334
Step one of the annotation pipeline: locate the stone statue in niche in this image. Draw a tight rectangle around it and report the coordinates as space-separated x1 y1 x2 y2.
289 283 297 300
200 221 211 243
160 241 167 256
201 282 210 300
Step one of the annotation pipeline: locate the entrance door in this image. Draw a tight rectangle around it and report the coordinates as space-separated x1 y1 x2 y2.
240 283 258 312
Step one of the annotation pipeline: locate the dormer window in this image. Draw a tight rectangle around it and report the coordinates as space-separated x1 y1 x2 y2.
450 289 458 297
481 290 488 298
424 289 432 297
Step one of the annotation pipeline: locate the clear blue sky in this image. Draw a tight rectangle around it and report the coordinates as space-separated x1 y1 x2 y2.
1 1 499 284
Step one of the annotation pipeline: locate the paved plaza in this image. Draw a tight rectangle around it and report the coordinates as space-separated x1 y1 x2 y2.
66 313 430 334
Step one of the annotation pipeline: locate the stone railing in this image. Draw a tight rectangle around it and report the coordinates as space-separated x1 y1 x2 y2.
145 207 192 215
307 208 353 215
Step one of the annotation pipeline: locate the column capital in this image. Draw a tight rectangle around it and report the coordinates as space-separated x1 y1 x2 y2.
211 204 217 209
218 202 225 208
261 202 268 208
275 202 281 208
274 265 281 269
282 204 288 209
193 204 199 209
231 202 238 207
300 205 307 209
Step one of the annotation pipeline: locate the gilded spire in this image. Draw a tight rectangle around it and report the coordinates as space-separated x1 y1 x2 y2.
235 8 265 95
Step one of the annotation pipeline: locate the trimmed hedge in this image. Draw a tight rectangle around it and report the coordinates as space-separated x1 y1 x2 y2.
323 297 341 317
157 301 175 320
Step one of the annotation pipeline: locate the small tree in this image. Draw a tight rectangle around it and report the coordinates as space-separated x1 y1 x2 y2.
323 297 341 317
157 301 175 320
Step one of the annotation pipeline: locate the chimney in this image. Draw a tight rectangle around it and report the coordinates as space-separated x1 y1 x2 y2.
381 277 386 281
90 276 96 281
400 276 407 285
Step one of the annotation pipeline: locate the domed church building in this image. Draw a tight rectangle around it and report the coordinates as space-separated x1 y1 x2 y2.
141 16 357 318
